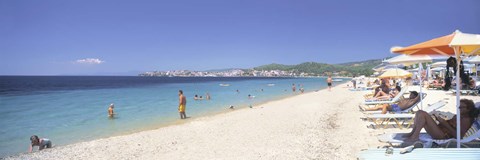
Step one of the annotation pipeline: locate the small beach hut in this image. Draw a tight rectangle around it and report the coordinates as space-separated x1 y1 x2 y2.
391 30 480 148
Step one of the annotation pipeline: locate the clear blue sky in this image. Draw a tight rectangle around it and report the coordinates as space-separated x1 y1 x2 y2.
1 0 479 75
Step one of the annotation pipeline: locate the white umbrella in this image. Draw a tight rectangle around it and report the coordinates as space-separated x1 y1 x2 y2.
408 68 419 72
431 67 446 71
387 54 433 109
431 61 447 68
467 55 480 63
386 54 433 65
468 56 480 77
372 63 403 72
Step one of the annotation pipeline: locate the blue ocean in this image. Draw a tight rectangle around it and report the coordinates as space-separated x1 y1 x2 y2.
0 76 344 157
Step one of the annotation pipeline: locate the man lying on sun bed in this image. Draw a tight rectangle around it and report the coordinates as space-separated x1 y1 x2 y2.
361 91 420 114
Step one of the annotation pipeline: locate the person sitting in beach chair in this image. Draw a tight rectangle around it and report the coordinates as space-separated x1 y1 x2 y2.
429 78 444 90
364 79 390 99
469 77 476 90
401 99 479 142
362 91 420 114
368 86 401 101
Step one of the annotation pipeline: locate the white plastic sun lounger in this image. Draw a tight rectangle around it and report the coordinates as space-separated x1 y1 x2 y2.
364 100 447 129
363 93 428 114
363 86 409 105
364 114 415 129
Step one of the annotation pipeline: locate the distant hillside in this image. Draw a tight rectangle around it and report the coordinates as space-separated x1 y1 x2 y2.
254 59 384 76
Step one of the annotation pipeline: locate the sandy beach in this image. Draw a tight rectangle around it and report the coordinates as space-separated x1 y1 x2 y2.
8 82 479 160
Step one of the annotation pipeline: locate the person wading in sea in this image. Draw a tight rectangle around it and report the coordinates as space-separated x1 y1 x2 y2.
178 90 187 119
108 103 115 118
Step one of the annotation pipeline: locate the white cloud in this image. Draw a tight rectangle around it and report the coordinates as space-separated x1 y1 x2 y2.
74 58 105 64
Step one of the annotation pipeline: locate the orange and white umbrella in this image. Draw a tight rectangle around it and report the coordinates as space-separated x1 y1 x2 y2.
391 30 480 148
392 30 480 56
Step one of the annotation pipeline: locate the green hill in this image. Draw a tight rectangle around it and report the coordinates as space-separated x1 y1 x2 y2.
253 59 384 76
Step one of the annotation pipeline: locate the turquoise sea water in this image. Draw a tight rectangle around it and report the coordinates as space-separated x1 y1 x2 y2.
0 76 345 157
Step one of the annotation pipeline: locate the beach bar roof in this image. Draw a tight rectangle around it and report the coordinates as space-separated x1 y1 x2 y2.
391 30 480 148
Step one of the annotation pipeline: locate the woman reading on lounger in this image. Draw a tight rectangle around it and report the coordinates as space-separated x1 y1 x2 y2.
403 99 479 142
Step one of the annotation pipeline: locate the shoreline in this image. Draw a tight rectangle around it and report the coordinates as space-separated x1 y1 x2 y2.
107 83 342 140
8 78 480 159
7 81 380 159
5 82 346 159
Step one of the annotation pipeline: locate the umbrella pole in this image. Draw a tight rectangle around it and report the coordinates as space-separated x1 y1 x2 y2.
455 47 461 148
418 63 423 110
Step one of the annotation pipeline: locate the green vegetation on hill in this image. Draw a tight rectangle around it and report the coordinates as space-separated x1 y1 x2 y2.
253 59 384 76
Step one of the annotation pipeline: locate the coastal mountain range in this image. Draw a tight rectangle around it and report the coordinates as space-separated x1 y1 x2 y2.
253 58 385 76
140 58 386 77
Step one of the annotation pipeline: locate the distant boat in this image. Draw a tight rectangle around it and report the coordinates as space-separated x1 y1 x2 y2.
267 84 275 86
332 79 343 82
219 84 230 87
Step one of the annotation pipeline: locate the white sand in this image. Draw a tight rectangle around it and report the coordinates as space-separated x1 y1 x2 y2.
8 82 479 160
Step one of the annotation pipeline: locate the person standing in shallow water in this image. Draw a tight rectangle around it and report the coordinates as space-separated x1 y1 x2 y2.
178 90 187 119
206 92 211 100
108 103 115 118
292 84 296 92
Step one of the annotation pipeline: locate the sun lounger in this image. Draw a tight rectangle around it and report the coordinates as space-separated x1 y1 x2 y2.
427 85 444 90
363 86 409 105
362 93 428 115
358 148 480 160
452 90 479 96
364 100 447 129
377 115 480 147
350 88 368 91
365 114 415 129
